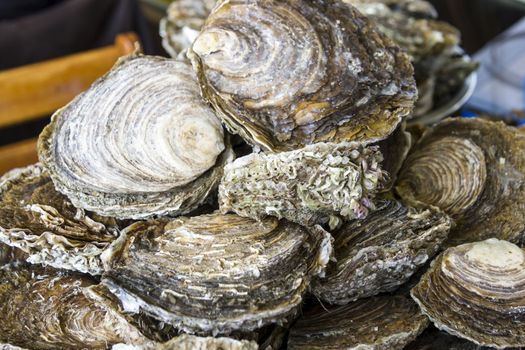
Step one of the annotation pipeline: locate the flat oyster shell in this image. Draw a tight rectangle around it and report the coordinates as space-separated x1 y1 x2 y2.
0 164 120 275
396 118 525 246
101 213 332 335
411 239 525 348
312 199 451 304
219 142 386 229
39 54 234 220
188 0 416 151
287 295 428 350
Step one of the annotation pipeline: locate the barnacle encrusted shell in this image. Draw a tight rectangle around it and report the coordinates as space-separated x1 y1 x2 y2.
39 55 234 220
160 0 216 57
101 213 332 335
411 239 525 348
0 265 150 349
312 199 451 304
219 142 385 229
0 164 120 275
396 118 525 245
188 0 417 151
287 295 428 350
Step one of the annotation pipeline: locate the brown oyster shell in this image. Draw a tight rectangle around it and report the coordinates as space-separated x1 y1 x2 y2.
411 238 525 348
188 0 416 151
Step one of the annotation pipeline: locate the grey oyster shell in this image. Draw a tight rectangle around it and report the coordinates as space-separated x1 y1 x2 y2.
287 295 429 350
312 199 451 304
39 54 234 220
411 239 525 348
101 213 332 335
0 264 150 350
0 164 121 275
396 118 525 246
160 0 216 57
188 0 417 151
219 142 386 229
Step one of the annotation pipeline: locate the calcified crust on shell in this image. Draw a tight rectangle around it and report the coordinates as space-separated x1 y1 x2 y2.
219 142 385 229
288 295 428 350
396 118 525 245
312 199 451 304
39 55 233 220
0 265 149 350
101 213 332 335
188 0 416 151
411 239 525 348
0 164 120 275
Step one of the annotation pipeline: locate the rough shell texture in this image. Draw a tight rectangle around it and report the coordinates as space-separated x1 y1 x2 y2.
188 0 417 151
113 334 258 350
312 199 451 304
396 118 525 246
101 213 332 335
0 264 149 350
0 164 120 275
219 142 385 229
411 238 525 348
39 54 234 220
287 295 428 350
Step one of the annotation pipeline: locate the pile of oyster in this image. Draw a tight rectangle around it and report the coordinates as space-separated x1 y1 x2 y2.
0 0 523 349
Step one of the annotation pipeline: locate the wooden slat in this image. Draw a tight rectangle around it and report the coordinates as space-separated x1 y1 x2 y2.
0 138 38 175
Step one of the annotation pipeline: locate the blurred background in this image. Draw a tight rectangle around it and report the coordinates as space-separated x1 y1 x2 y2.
0 0 524 173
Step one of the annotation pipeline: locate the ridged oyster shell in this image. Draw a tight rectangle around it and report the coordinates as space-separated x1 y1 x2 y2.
0 164 120 275
188 0 416 151
287 295 428 349
312 199 451 304
101 213 332 335
411 238 525 348
219 142 385 229
396 118 525 246
39 54 234 220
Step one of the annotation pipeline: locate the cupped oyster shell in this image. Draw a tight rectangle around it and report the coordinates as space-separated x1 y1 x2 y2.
396 118 525 246
101 213 332 335
219 142 386 229
188 0 417 151
411 238 525 348
312 199 451 304
39 54 234 220
287 295 428 350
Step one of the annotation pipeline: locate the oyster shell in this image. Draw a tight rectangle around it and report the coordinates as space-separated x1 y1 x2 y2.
219 142 385 229
396 118 525 245
188 0 417 151
160 0 216 57
114 334 258 350
0 164 120 275
287 295 428 349
411 238 525 348
312 199 451 304
101 213 332 335
39 54 234 220
0 264 150 349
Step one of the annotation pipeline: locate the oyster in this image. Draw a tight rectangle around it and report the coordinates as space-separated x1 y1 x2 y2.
160 0 216 57
312 199 451 304
114 334 258 350
101 213 332 335
39 54 234 220
188 0 417 151
0 265 150 349
396 118 525 245
287 295 428 349
219 142 385 229
0 164 120 274
411 238 525 348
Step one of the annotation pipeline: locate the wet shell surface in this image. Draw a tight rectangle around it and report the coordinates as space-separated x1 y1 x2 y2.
101 213 332 335
312 199 451 304
411 238 525 348
188 0 416 151
38 55 234 220
287 295 428 350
